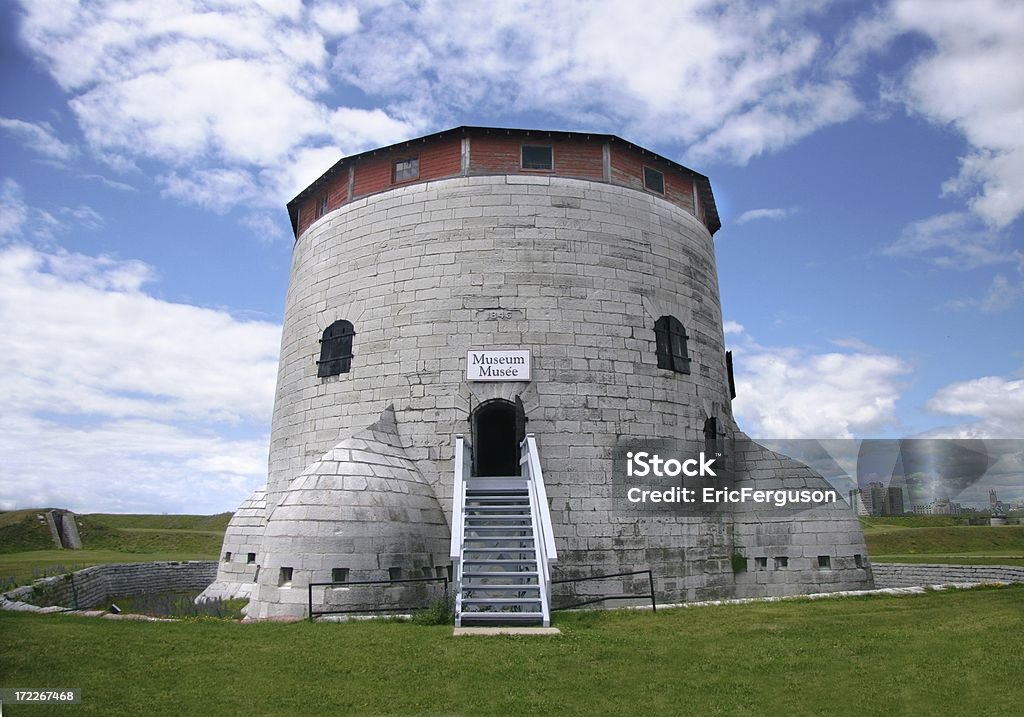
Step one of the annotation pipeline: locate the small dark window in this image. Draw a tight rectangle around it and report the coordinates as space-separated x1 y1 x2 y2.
521 145 553 170
654 315 691 374
246 552 256 564
774 556 789 569
278 567 293 586
818 555 831 569
755 557 768 571
223 551 232 562
388 567 403 581
421 567 433 578
317 319 355 377
316 193 328 218
331 568 349 583
854 554 863 568
644 166 665 194
435 566 446 579
393 157 419 182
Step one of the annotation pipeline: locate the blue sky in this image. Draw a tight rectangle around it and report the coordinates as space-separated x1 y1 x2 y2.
0 0 1021 513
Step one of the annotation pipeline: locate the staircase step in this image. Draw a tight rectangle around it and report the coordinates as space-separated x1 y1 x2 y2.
462 559 538 566
464 526 534 532
463 571 538 577
462 585 541 592
462 547 535 553
464 515 534 521
464 495 528 501
461 598 542 606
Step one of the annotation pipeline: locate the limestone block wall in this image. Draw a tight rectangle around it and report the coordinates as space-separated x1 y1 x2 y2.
248 409 450 620
198 486 267 602
872 563 1024 588
2 561 217 610
253 172 873 606
269 175 733 513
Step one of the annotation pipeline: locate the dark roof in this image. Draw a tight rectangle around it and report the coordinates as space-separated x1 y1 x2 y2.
286 126 721 235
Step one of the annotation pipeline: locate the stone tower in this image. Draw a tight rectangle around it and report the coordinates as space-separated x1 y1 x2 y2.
201 127 873 619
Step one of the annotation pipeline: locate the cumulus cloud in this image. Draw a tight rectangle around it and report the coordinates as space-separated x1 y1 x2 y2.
0 244 281 512
333 1 860 166
0 116 77 162
730 331 911 439
841 0 1024 258
15 0 420 212
926 375 1024 438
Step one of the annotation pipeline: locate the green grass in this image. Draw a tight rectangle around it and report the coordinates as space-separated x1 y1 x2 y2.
0 509 229 587
1 586 1021 716
866 525 1024 555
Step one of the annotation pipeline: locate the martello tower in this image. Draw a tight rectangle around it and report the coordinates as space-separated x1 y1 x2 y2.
202 127 872 621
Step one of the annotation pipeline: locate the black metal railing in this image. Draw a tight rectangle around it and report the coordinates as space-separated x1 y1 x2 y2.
307 576 449 620
550 569 656 612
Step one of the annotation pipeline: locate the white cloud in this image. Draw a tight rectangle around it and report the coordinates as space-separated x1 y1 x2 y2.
0 116 77 162
926 374 1024 438
723 320 745 335
0 244 280 513
15 0 420 213
841 0 1024 230
947 273 1024 313
334 1 859 166
311 2 360 36
0 178 29 240
0 178 102 243
734 207 797 224
882 211 1019 269
730 331 911 439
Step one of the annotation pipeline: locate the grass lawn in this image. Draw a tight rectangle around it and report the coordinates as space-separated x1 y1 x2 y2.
864 520 1024 567
1 585 1021 716
0 510 227 587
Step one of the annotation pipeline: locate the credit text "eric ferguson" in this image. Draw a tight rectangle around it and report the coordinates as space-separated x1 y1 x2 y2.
626 486 839 507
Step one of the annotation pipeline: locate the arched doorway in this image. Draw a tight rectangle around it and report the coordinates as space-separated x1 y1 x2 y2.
472 397 527 477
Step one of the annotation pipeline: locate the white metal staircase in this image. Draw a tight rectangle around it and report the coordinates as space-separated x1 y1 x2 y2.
451 434 557 627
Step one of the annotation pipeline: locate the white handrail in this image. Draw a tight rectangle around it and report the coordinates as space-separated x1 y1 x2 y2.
520 433 557 626
451 435 469 561
524 435 557 565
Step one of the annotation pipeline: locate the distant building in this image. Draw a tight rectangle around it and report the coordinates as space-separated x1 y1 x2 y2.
854 482 905 516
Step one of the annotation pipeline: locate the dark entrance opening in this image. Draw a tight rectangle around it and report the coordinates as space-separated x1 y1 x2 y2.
472 398 527 477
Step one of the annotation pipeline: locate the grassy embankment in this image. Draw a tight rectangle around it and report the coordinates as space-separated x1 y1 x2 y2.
0 510 230 587
860 515 1024 566
1 584 1021 716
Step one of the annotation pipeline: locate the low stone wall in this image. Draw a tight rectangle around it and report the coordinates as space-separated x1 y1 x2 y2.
872 563 1024 588
1 561 217 612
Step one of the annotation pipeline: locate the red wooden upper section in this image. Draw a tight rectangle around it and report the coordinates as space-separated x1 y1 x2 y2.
287 127 720 238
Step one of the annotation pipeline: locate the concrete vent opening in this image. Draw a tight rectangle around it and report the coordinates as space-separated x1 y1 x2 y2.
855 554 863 568
775 557 789 569
247 552 256 564
817 555 831 569
388 567 403 581
755 557 767 571
332 568 349 583
278 567 293 587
